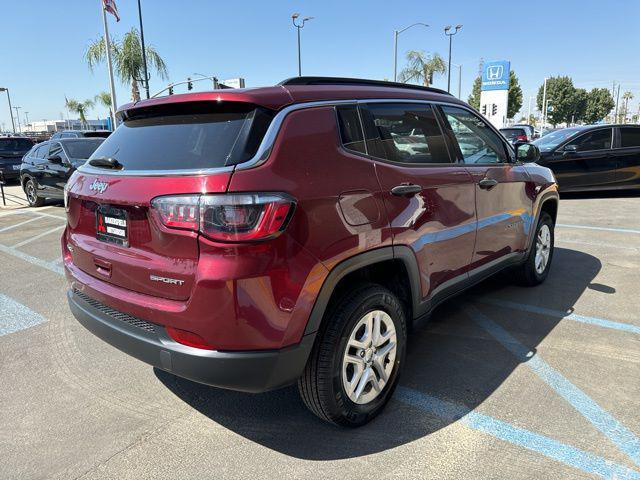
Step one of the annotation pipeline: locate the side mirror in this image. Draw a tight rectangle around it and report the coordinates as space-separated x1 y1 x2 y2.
516 143 540 163
48 155 63 164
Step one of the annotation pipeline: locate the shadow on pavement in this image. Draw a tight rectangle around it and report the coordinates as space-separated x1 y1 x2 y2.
156 247 602 460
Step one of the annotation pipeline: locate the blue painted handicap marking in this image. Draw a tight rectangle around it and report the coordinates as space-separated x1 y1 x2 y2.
466 304 640 468
397 387 640 479
0 294 47 336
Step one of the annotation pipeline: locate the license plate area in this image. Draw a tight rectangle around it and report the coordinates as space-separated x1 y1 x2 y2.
96 205 128 247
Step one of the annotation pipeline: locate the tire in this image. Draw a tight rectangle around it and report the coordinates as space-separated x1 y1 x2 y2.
514 212 554 286
24 178 45 207
298 283 407 427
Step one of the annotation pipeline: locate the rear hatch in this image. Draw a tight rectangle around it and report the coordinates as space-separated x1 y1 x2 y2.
65 100 274 301
0 137 33 173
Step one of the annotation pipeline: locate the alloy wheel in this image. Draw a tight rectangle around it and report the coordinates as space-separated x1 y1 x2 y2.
535 224 551 274
342 310 397 405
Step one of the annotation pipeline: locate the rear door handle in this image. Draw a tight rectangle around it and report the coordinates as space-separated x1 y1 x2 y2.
36 165 45 170
478 178 499 190
391 184 422 196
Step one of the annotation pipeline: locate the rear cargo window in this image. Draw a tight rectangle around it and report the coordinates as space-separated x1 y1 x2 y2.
88 103 273 171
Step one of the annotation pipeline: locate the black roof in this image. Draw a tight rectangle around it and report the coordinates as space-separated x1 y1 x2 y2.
279 76 452 96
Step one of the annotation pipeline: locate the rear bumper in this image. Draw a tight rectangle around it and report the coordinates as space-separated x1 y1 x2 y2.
0 166 20 180
67 289 315 393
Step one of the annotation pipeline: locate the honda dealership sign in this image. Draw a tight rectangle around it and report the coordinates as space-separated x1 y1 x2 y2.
479 60 511 128
481 61 511 91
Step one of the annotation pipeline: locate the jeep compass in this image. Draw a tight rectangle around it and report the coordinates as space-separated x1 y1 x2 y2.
63 77 558 426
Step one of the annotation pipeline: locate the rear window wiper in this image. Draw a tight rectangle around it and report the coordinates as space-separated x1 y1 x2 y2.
88 157 123 169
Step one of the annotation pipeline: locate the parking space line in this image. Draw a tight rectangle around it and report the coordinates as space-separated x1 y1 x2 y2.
557 223 640 235
474 297 640 335
0 208 66 222
12 225 65 248
467 304 640 467
0 243 64 276
0 293 47 336
0 216 42 233
397 387 640 479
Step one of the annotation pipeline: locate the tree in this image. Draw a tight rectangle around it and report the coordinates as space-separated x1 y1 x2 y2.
398 51 447 86
536 76 580 126
583 88 615 124
468 76 481 110
94 91 112 120
507 70 523 119
86 28 168 102
572 88 588 125
65 98 94 128
621 91 634 123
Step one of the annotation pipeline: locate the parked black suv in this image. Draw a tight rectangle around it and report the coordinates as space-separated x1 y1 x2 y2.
0 137 34 182
534 124 640 191
50 130 111 140
21 138 104 206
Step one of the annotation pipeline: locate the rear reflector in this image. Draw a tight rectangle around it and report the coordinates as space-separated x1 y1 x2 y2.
166 326 215 350
151 193 295 242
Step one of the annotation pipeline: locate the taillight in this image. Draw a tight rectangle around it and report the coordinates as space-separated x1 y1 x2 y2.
516 135 528 142
150 193 295 242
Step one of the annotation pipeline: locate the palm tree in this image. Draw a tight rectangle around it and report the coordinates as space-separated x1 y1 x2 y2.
65 98 94 129
621 91 634 123
398 51 447 86
94 91 112 120
86 28 168 102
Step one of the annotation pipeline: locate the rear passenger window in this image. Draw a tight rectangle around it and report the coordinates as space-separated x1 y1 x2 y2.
361 103 450 164
336 106 366 155
620 127 640 148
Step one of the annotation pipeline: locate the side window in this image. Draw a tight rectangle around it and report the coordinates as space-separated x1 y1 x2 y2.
35 144 48 159
360 103 450 164
335 106 366 155
567 129 612 152
620 127 640 148
48 143 63 159
441 106 508 164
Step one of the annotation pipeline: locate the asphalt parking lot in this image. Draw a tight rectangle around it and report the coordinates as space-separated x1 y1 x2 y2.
0 184 638 480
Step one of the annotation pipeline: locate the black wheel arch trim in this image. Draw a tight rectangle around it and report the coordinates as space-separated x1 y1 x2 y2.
303 246 423 335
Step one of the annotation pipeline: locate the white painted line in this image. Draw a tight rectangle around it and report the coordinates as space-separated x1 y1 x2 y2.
0 243 64 276
11 225 65 248
0 293 48 336
557 223 640 235
0 216 42 234
556 238 639 252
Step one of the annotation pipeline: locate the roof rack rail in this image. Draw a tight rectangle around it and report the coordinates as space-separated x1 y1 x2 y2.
278 76 452 96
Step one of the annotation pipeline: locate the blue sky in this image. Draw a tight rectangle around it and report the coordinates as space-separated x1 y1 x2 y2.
1 0 639 129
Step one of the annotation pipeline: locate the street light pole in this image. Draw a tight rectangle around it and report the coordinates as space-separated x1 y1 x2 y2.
292 13 314 77
444 25 462 93
393 22 429 82
541 77 548 128
0 88 16 133
137 0 150 99
13 106 22 133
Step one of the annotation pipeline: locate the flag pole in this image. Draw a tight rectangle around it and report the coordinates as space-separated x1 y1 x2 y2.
101 0 118 130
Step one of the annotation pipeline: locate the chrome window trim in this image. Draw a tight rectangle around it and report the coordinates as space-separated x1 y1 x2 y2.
77 97 476 177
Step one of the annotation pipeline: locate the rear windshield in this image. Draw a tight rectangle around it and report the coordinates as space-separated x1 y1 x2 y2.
0 138 34 152
82 131 111 138
88 102 274 171
500 128 525 138
64 139 104 159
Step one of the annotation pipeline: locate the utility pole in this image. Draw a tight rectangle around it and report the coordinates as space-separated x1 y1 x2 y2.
527 96 533 123
614 84 621 123
0 87 16 133
24 111 29 131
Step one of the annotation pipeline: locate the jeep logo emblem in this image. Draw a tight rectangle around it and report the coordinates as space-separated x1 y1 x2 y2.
89 179 109 194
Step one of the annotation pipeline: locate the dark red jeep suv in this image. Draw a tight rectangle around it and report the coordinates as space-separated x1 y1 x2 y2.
63 77 558 426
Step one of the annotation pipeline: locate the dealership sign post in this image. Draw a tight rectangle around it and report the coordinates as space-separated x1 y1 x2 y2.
479 60 510 128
